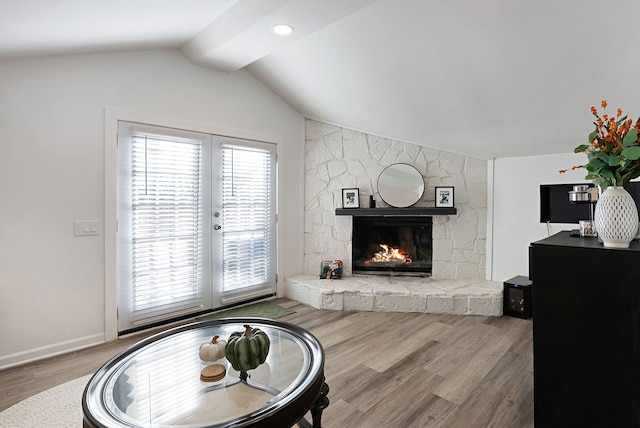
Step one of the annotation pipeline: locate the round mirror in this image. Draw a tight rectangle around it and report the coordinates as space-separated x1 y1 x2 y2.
377 163 425 208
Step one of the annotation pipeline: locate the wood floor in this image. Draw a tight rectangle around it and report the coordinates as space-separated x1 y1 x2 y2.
0 298 534 427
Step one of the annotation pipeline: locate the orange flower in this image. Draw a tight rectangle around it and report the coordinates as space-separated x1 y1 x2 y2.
561 102 640 188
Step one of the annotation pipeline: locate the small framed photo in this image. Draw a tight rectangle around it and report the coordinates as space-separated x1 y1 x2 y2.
342 188 360 208
435 186 454 208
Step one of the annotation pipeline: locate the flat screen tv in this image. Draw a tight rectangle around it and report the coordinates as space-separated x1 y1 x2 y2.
540 182 640 223
540 183 592 224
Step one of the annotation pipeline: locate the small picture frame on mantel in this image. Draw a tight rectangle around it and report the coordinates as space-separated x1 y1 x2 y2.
342 188 360 209
435 186 454 208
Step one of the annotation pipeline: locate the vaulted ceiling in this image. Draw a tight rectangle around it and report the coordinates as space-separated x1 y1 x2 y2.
2 0 639 159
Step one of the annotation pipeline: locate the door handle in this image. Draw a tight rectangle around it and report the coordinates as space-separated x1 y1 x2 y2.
214 224 222 230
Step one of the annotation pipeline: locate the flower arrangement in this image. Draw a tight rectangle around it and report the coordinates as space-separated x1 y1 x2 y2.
560 100 640 189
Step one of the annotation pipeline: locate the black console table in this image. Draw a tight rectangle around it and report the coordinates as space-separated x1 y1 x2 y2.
530 231 640 427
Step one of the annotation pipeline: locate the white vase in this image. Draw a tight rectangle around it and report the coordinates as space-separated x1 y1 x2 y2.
594 187 639 248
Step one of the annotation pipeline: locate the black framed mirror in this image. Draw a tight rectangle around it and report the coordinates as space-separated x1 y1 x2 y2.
377 163 424 208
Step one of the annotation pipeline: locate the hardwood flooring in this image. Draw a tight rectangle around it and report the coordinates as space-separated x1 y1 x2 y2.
0 298 534 427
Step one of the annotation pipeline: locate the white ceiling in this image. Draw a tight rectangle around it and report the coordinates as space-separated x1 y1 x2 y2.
2 0 639 159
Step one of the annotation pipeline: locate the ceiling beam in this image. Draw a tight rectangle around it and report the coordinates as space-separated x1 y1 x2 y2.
181 0 380 72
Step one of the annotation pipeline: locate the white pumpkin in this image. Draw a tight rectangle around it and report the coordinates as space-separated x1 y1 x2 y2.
199 335 227 361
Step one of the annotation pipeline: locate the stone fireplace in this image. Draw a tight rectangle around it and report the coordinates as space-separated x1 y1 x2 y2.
303 119 487 280
285 120 500 316
352 216 432 276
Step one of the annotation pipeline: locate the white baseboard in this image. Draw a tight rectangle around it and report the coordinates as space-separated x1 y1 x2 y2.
0 333 105 370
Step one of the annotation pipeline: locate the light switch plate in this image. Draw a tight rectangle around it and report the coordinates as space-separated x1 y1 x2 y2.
74 220 99 236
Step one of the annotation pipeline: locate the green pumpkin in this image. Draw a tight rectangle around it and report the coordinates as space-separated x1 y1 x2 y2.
225 324 270 371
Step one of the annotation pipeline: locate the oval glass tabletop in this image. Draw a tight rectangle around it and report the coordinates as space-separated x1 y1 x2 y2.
83 318 326 428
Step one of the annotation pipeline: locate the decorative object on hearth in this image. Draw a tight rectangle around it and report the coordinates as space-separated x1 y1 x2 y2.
369 194 376 208
377 163 424 207
342 188 360 208
225 324 271 372
319 260 343 279
199 335 227 361
560 101 640 247
435 186 454 208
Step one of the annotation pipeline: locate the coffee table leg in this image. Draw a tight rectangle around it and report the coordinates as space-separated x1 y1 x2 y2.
310 380 330 428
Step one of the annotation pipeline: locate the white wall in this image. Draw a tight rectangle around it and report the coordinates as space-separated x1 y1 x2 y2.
490 152 589 282
0 49 305 368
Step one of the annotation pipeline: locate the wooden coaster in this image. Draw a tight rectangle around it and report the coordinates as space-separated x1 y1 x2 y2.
200 364 226 382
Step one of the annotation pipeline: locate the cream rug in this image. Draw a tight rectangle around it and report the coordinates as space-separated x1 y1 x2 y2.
0 374 91 427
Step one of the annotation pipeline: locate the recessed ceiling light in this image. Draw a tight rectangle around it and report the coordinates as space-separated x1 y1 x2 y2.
273 24 294 36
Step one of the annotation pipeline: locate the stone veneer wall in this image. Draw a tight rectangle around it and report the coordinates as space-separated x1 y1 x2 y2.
304 119 487 280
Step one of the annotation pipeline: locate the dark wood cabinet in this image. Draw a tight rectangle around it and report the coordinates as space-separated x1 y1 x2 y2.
530 231 640 427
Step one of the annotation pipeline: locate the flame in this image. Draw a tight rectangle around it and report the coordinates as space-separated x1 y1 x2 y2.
365 244 412 265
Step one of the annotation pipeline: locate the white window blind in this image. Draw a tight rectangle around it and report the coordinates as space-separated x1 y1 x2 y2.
123 130 207 323
131 134 202 310
221 143 275 293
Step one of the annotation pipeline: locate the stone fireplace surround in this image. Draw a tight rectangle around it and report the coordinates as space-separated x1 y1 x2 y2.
285 120 502 316
284 275 503 316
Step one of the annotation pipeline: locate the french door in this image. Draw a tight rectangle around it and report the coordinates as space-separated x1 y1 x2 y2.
116 122 276 333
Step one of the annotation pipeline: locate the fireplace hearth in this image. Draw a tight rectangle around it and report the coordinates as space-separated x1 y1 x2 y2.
352 216 432 276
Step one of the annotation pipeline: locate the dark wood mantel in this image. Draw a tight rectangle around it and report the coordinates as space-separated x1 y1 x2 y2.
335 207 457 216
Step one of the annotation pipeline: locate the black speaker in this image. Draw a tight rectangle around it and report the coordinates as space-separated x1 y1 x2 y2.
503 275 532 319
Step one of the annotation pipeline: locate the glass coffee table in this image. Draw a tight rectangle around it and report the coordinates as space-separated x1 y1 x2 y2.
82 318 328 427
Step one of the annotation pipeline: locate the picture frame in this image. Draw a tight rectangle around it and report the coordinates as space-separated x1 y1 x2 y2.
435 186 454 208
342 188 360 209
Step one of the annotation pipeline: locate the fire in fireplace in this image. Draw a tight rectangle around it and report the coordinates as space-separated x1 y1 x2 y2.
352 216 432 276
365 244 412 265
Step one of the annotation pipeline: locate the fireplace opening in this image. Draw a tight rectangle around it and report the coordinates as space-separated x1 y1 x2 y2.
352 216 432 276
